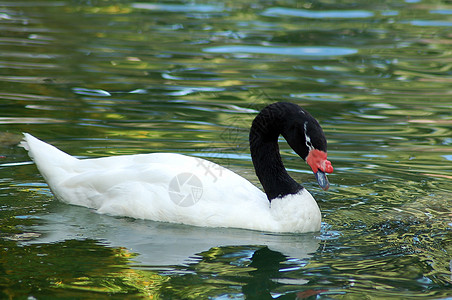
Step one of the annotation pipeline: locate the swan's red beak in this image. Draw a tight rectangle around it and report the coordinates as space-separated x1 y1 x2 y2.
306 149 333 191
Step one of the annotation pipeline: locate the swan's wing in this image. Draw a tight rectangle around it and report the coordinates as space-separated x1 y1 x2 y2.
57 153 269 225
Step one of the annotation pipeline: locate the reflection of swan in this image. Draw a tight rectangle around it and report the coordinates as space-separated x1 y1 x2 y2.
22 204 320 266
21 102 333 233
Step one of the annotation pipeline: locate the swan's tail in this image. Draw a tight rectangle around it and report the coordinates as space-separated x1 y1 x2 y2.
20 133 78 184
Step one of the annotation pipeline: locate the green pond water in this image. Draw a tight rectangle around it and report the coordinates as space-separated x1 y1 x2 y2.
0 0 451 298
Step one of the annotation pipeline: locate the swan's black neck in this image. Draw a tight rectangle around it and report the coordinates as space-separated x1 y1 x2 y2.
249 102 308 201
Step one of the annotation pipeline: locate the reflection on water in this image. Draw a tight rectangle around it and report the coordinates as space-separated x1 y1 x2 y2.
0 0 451 298
21 203 320 266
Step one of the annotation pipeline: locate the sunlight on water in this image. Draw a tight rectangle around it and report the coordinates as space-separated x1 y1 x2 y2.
0 0 451 298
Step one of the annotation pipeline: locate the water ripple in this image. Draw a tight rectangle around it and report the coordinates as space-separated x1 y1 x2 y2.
409 20 452 27
0 117 65 124
72 87 112 97
262 7 374 19
204 45 357 58
132 3 224 13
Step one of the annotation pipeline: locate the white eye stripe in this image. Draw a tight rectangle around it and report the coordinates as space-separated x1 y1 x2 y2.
304 121 314 150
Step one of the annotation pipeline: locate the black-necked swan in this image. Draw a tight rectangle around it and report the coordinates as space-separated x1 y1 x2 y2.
21 102 333 233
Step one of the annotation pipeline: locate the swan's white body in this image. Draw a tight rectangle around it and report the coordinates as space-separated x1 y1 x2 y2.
21 133 321 233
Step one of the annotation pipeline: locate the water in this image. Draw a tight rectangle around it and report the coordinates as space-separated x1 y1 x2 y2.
0 0 451 298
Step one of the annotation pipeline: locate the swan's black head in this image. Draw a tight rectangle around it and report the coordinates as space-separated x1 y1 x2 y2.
250 102 333 193
278 102 333 190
